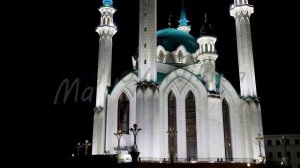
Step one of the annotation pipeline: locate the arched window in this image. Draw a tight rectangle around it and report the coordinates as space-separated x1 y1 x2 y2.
107 17 110 25
205 43 208 52
158 50 164 63
223 99 232 160
185 91 197 159
118 92 130 134
168 91 177 155
102 16 106 25
178 50 184 63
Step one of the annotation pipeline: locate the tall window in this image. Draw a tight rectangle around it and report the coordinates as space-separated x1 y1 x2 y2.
178 50 184 63
185 91 197 159
158 50 164 63
295 139 299 145
168 91 177 155
268 152 273 159
223 99 232 161
118 92 130 134
267 140 272 145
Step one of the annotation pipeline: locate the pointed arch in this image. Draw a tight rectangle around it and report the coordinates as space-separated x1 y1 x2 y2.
177 50 184 63
223 99 233 160
158 50 164 63
118 92 130 134
168 91 177 155
107 17 111 25
185 91 197 159
103 16 107 25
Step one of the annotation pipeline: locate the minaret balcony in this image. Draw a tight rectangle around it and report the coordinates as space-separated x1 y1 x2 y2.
198 53 218 61
96 26 117 36
230 4 254 18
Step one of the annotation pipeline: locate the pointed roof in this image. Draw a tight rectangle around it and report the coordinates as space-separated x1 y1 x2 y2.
102 0 113 7
200 13 214 36
178 1 189 26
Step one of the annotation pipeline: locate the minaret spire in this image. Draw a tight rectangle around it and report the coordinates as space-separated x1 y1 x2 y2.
230 0 257 98
168 11 172 27
177 0 191 33
93 0 117 155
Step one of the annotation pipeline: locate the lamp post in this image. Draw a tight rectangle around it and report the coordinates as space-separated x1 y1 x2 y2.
255 133 265 163
129 124 142 163
83 140 92 156
75 142 82 156
114 129 123 154
129 124 142 152
167 127 177 163
255 133 263 157
281 136 289 167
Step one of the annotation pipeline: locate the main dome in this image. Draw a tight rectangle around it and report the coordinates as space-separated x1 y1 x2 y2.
157 28 199 53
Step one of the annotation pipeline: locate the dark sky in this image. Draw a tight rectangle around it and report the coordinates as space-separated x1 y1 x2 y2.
48 0 299 160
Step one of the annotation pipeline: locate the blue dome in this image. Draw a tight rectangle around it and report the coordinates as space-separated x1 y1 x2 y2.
157 28 199 53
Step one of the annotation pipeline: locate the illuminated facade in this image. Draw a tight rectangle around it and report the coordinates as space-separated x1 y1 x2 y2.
92 0 264 162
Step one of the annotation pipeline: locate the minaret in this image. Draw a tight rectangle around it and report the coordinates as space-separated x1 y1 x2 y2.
138 0 157 82
95 0 117 108
197 14 218 92
93 0 117 154
230 0 257 97
177 1 191 33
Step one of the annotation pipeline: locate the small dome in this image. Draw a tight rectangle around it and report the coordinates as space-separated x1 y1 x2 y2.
157 28 199 53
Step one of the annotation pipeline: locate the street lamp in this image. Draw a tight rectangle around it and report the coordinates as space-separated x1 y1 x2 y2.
280 136 289 167
129 124 142 163
129 124 142 152
83 140 92 156
255 133 263 157
255 133 265 163
114 129 124 154
75 142 83 156
167 127 177 163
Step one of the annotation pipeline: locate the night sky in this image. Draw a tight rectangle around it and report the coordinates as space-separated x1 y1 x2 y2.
48 0 299 160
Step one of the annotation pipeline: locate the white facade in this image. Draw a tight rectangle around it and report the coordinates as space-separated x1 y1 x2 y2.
92 0 264 162
264 134 300 168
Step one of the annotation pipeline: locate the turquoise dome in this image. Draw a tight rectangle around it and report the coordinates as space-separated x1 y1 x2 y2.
157 28 199 53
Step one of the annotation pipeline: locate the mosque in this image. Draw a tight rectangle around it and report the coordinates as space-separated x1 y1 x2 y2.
92 0 264 162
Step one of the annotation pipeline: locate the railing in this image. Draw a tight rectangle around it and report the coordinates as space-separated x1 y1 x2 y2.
138 157 257 164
